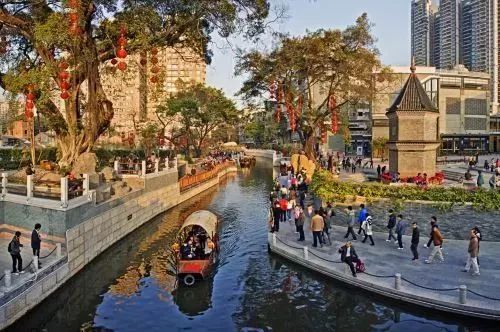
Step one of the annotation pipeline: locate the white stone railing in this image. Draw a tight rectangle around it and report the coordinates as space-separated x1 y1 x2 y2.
114 157 178 178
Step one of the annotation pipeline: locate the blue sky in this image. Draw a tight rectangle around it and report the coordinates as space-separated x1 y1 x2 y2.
206 0 411 101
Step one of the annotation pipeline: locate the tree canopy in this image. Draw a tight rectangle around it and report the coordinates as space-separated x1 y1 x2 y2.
157 83 238 157
0 0 271 165
235 14 390 158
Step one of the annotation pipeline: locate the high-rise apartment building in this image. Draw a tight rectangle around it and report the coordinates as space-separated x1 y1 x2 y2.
437 0 461 69
411 0 434 66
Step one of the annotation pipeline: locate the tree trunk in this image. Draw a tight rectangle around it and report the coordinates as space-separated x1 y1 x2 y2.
304 134 317 162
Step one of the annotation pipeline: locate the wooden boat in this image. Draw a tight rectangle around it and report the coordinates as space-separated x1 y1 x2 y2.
239 155 256 168
173 210 220 286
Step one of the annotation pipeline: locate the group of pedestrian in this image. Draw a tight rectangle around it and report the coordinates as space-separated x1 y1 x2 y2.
8 223 42 275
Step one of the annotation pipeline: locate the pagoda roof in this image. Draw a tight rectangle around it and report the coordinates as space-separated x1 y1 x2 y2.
387 63 438 114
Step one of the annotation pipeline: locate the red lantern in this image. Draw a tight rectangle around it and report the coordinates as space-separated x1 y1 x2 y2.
110 58 118 65
151 66 160 74
68 0 79 8
68 12 78 23
151 57 159 65
59 80 71 90
25 109 34 119
25 100 34 110
140 58 147 66
117 61 127 71
329 95 338 133
269 81 277 100
150 76 159 84
117 37 127 47
60 90 70 100
26 92 35 101
116 48 127 59
120 25 127 35
332 111 338 134
321 126 327 144
151 48 158 55
59 71 69 80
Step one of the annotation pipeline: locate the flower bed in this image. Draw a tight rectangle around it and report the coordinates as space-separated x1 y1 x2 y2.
310 170 500 211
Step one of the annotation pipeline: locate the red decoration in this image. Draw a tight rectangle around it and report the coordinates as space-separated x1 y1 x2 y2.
26 92 35 101
140 58 147 66
329 95 338 134
150 76 159 84
69 12 78 23
58 62 69 70
269 81 277 100
117 62 127 71
68 0 79 8
151 66 160 74
321 125 327 144
59 71 69 80
151 57 159 65
60 91 70 100
296 95 303 118
59 80 71 90
151 48 158 55
25 100 34 110
110 58 118 65
116 48 127 59
117 37 127 47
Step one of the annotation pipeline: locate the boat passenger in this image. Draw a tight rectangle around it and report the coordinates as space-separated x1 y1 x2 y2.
181 240 194 260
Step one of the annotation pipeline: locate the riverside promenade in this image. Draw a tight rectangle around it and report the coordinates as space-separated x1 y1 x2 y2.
268 222 500 320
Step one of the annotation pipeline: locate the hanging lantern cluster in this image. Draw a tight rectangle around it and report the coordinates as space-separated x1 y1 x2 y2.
285 95 296 132
275 84 283 122
140 51 147 67
321 125 327 144
150 48 160 84
329 95 338 134
67 0 81 36
59 61 71 100
296 95 303 118
25 87 36 120
116 26 128 71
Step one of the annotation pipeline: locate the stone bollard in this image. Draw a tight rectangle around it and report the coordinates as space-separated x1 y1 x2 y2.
60 176 68 208
165 157 169 169
114 160 119 173
27 174 33 199
1 172 7 197
4 270 11 288
33 256 39 273
303 246 309 260
155 160 159 173
141 160 147 177
394 273 401 290
272 233 277 246
56 243 62 259
459 285 467 304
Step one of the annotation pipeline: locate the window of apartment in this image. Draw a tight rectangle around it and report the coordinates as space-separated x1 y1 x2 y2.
445 98 461 114
465 98 487 116
464 117 487 131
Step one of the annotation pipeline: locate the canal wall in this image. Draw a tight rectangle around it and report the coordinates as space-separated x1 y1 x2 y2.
244 149 276 160
0 165 237 329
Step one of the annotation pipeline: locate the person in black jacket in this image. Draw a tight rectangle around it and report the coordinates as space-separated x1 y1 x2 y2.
338 242 360 277
386 209 397 242
31 223 42 267
9 231 24 275
411 222 420 260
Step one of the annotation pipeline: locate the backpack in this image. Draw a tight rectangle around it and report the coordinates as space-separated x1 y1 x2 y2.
356 260 365 273
7 241 12 253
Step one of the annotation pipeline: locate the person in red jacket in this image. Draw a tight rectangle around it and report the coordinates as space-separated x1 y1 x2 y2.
279 195 288 223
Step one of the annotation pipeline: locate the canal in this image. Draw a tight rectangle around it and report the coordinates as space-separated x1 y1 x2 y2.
9 159 497 331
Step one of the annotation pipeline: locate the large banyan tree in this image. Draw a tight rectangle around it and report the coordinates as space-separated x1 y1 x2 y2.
0 0 271 165
236 14 389 159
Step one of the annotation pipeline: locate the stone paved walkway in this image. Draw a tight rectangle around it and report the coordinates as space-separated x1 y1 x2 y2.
270 220 500 319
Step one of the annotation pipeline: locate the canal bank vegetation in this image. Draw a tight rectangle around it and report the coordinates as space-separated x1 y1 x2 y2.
310 170 500 211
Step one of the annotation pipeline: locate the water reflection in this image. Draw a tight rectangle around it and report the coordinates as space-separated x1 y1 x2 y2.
172 279 214 316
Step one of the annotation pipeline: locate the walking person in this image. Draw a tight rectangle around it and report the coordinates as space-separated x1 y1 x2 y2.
377 164 381 178
31 223 42 268
410 222 420 261
272 201 281 233
425 220 445 264
357 204 367 235
279 195 288 223
310 210 325 248
473 225 482 266
361 215 375 245
477 170 484 188
295 208 305 241
344 206 357 240
386 209 397 242
462 230 480 276
287 198 295 222
338 241 360 277
8 231 25 275
395 214 407 249
424 216 438 248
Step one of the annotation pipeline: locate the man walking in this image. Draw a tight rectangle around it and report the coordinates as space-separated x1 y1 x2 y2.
395 214 406 249
361 215 375 245
311 210 325 248
386 209 397 242
338 241 360 278
8 231 25 275
410 222 420 261
295 208 305 241
425 221 445 264
31 223 42 268
344 206 357 240
462 229 480 276
424 216 438 248
357 204 367 236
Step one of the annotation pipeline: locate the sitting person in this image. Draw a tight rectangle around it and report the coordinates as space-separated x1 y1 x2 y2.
338 241 360 277
464 170 472 181
181 240 194 260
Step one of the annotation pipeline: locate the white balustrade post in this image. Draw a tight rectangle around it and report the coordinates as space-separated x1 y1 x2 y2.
26 174 33 199
60 176 68 208
56 243 62 258
395 273 402 290
4 270 11 288
114 160 119 173
303 246 309 260
1 172 8 197
165 157 169 169
141 160 147 177
459 285 467 304
174 157 178 169
155 160 159 173
83 174 90 196
33 256 39 273
272 233 277 246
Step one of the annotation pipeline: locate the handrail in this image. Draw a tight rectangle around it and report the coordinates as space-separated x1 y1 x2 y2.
179 161 235 192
